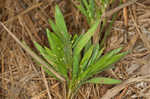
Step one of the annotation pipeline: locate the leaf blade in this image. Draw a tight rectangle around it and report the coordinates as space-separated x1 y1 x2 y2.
86 77 121 84
80 45 94 71
74 21 99 55
55 5 70 40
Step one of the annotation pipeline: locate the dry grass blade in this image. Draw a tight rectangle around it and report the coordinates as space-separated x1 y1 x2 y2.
123 0 128 26
41 67 52 99
130 8 150 50
0 22 65 82
101 0 138 19
4 2 43 24
102 75 150 99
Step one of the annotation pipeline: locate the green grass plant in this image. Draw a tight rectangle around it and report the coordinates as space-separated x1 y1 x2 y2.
76 0 118 47
29 5 127 99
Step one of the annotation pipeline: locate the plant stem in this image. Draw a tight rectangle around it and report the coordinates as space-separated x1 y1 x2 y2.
67 88 72 99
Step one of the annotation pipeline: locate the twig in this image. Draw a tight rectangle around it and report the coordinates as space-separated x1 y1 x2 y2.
123 0 128 26
4 3 43 24
0 22 65 82
101 75 150 99
41 67 52 99
101 0 138 20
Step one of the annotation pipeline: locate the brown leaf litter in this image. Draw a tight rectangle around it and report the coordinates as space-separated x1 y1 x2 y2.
1 0 150 99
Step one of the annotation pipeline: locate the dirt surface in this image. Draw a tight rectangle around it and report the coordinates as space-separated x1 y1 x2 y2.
0 0 150 99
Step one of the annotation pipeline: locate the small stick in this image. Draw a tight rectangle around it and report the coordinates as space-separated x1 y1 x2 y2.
41 67 52 99
4 2 43 24
123 0 128 26
101 0 138 19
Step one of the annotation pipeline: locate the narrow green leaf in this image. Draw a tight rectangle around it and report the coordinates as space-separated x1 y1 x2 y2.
56 61 68 79
86 77 121 84
73 54 80 79
96 47 105 60
79 48 126 81
88 51 128 78
89 47 123 71
74 21 99 55
33 51 61 81
48 19 57 33
80 45 94 71
72 34 78 44
44 47 57 64
34 42 57 67
35 57 66 81
89 0 95 18
76 4 88 17
34 41 67 78
98 47 123 61
96 51 128 72
22 41 65 81
54 5 73 69
48 19 63 39
87 44 100 66
72 33 84 48
33 54 63 81
82 0 89 10
63 41 73 69
73 21 99 80
34 41 45 54
46 29 65 60
84 39 92 54
44 47 57 59
46 29 63 50
82 0 92 23
100 13 117 47
55 5 70 40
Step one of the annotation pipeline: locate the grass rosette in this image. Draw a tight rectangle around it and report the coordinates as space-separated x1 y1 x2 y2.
31 5 127 99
